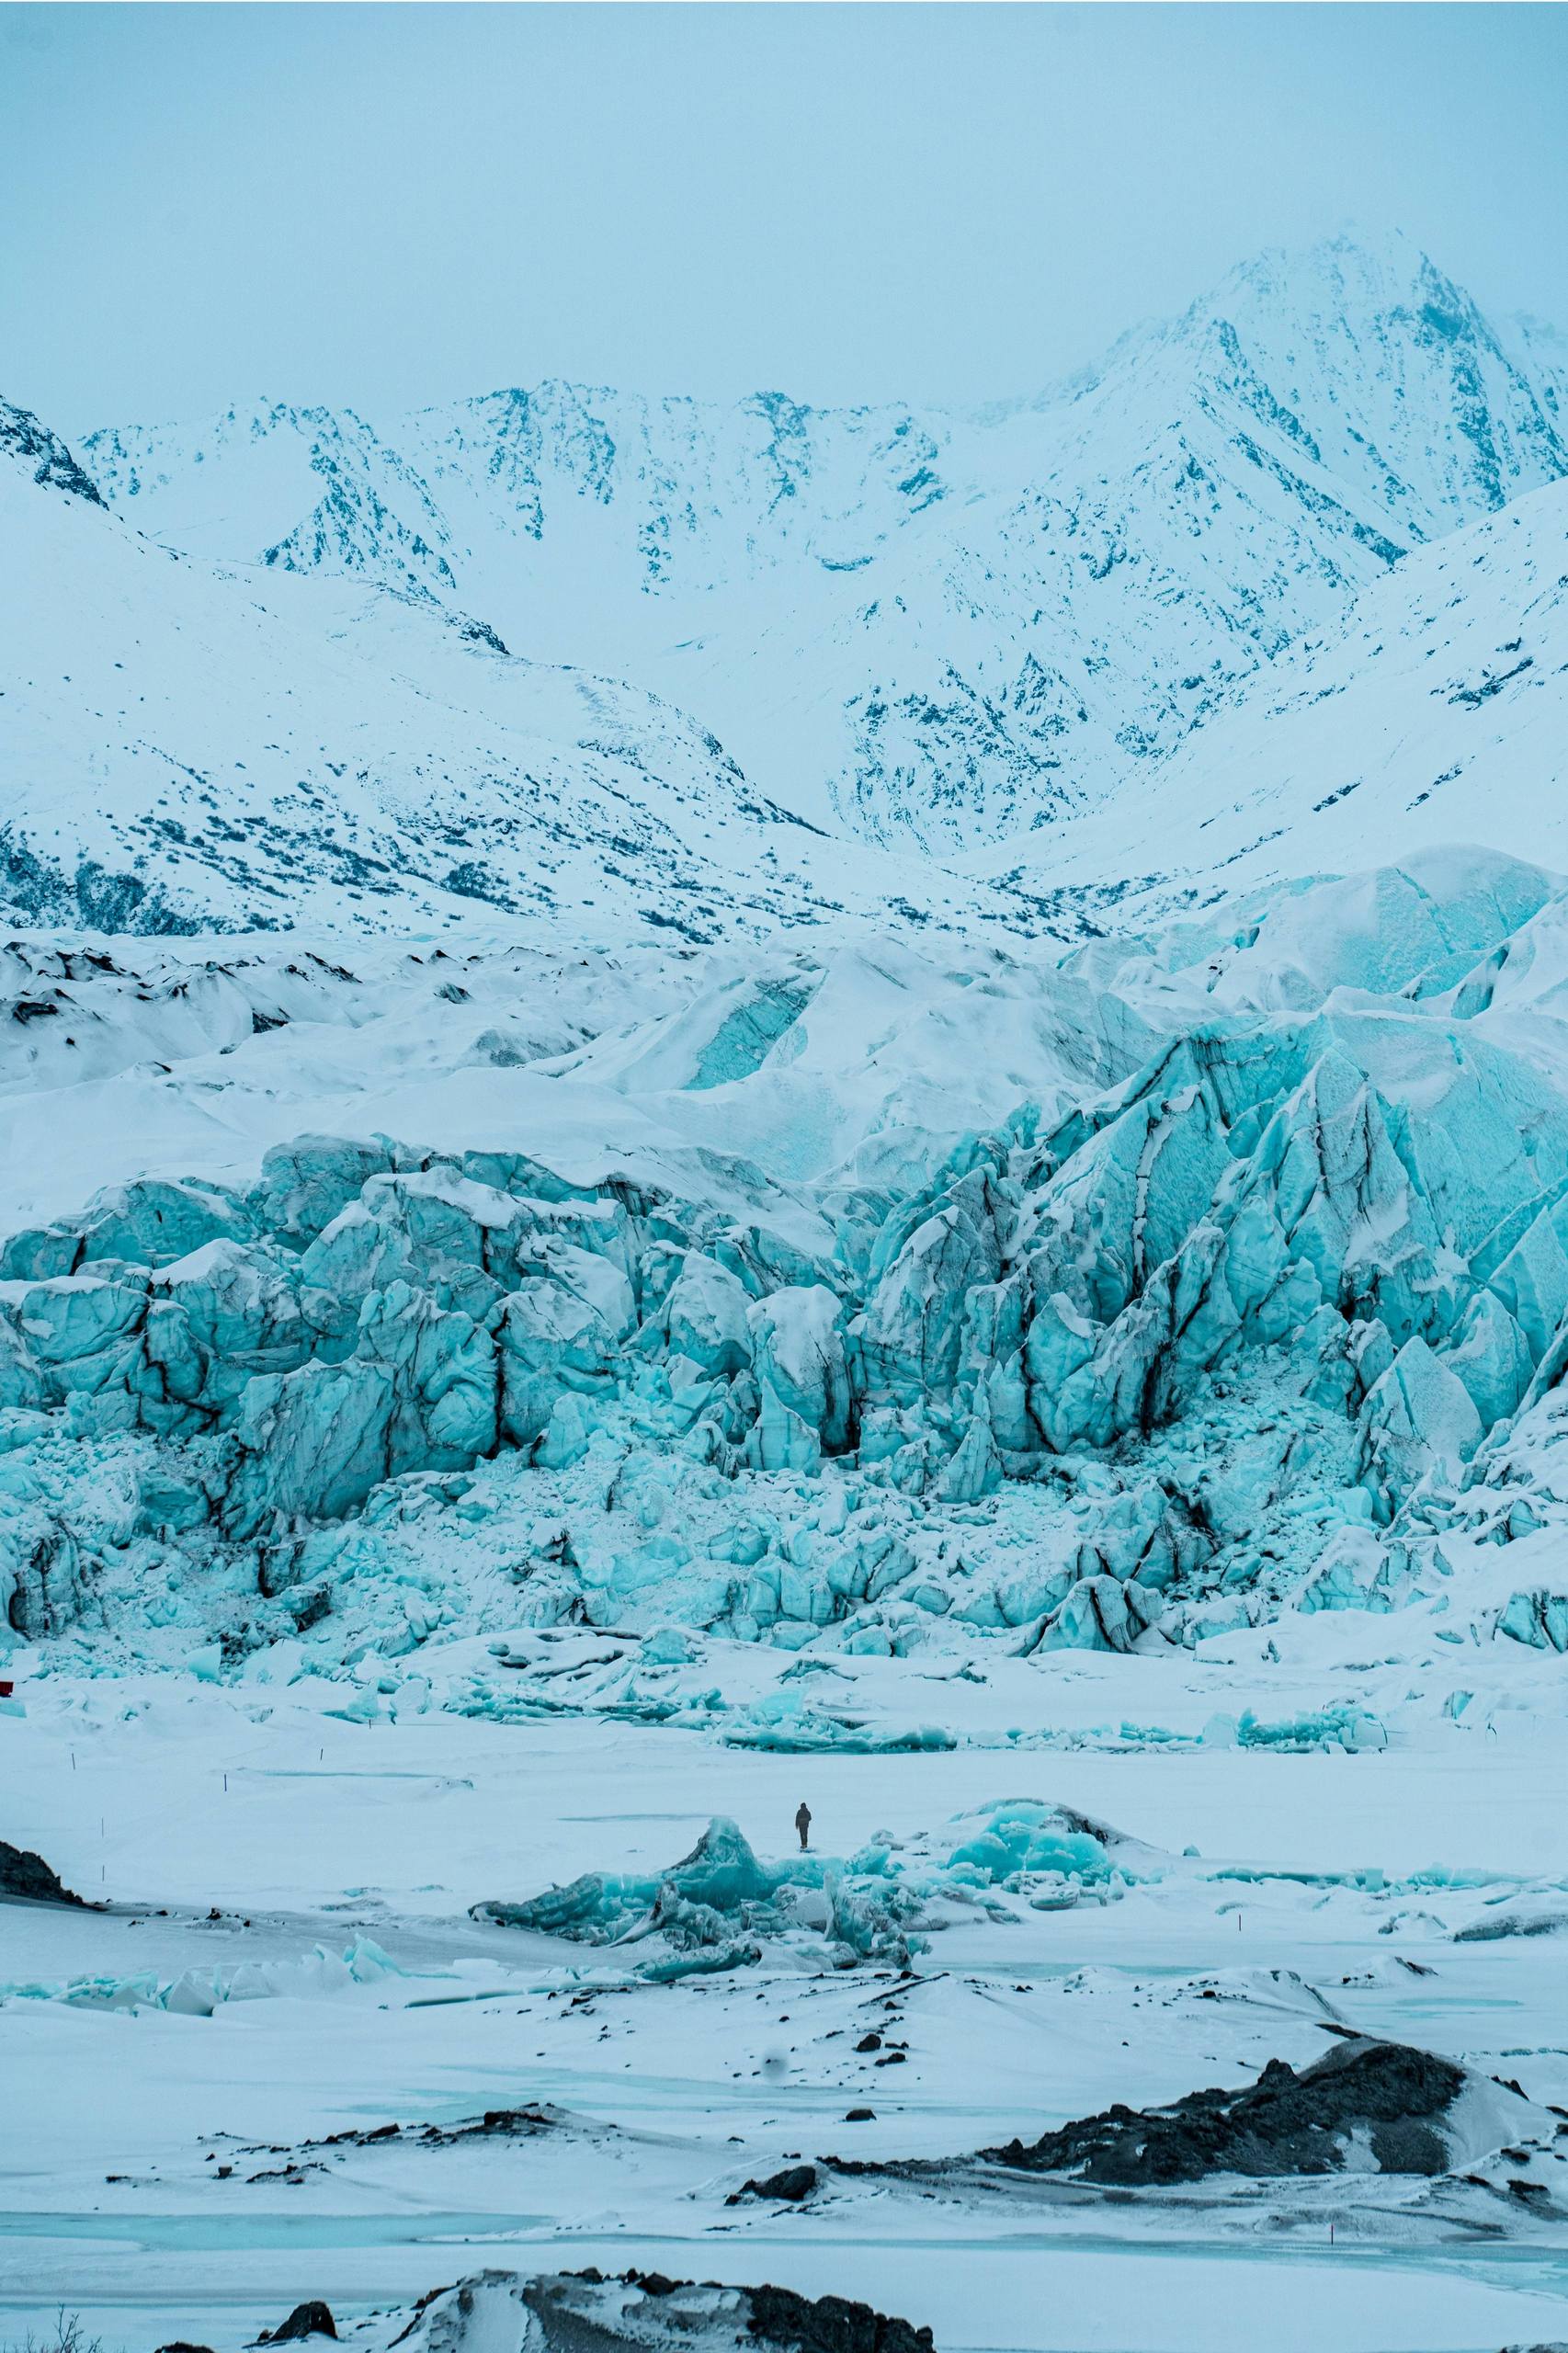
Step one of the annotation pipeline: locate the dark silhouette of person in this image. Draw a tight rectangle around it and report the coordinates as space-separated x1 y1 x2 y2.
795 1802 812 1851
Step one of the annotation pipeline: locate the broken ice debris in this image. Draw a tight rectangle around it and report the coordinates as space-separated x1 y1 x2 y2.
473 1802 1121 1977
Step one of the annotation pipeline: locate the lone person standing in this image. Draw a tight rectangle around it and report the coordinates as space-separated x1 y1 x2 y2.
795 1801 812 1852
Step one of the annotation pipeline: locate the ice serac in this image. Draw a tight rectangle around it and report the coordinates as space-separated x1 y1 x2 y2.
226 1281 498 1533
8 851 1568 1670
748 1286 851 1470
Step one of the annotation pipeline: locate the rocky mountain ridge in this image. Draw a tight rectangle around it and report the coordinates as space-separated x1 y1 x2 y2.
75 233 1568 854
0 392 1041 944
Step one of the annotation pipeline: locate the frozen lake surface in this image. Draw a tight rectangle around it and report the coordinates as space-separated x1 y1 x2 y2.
7 1681 1568 2353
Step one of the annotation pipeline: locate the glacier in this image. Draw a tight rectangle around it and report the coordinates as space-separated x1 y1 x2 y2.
470 1802 1119 1980
13 225 1568 2353
6 846 1568 1702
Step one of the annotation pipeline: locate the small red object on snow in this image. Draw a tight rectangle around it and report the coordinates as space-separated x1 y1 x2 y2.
0 1681 13 1699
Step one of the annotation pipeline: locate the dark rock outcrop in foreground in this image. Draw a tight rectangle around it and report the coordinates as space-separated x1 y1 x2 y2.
742 2283 929 2353
0 1838 85 1906
389 2269 931 2353
828 2036 1477 2193
306 2106 559 2152
983 2037 1464 2184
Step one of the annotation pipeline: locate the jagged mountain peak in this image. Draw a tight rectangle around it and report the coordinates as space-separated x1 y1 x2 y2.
0 394 1048 945
1168 223 1518 357
1211 221 1446 301
0 396 105 507
1063 227 1566 536
67 226 1568 858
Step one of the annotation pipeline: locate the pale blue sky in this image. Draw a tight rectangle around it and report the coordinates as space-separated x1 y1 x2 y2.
4 3 1567 432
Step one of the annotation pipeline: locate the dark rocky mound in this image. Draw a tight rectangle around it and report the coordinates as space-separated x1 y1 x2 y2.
726 2163 818 2205
0 1838 85 1905
307 2106 559 2152
1455 1907 1568 1942
570 2275 929 2353
255 2304 336 2345
982 2037 1464 2184
412 2269 932 2353
743 2282 931 2353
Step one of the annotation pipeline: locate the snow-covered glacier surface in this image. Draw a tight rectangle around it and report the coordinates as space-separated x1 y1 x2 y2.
10 848 1568 2351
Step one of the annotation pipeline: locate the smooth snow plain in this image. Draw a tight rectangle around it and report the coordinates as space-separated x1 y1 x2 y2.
7 1680 1568 2353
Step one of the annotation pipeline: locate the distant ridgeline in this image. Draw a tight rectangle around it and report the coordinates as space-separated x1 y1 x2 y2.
73 233 1568 861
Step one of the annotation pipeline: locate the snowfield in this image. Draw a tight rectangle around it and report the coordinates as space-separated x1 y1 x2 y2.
8 1688 1568 2352
7 229 1568 2353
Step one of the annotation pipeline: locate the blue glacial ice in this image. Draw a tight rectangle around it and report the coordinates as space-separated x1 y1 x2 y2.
10 856 1568 1683
472 1802 1123 1976
3 1936 406 2014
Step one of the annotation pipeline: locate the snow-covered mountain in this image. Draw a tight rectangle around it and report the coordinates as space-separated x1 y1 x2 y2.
989 467 1568 915
0 395 1037 944
79 232 1568 854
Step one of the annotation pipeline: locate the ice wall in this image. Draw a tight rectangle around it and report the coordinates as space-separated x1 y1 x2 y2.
8 855 1568 1674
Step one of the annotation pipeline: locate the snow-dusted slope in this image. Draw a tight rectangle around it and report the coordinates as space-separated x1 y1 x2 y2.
81 233 1568 855
0 397 1035 943
1001 470 1568 914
